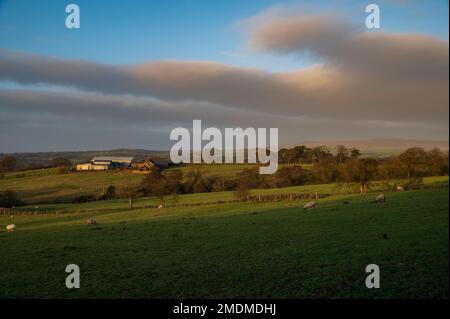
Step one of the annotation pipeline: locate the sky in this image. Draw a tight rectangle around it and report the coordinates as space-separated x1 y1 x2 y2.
0 0 448 152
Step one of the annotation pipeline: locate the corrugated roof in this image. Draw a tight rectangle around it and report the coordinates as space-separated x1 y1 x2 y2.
91 156 134 162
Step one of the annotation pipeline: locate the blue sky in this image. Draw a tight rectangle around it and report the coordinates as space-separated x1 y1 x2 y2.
0 0 448 71
0 1 448 152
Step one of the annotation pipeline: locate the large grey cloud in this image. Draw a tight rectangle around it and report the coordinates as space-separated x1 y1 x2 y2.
248 13 448 82
1 46 447 124
0 88 342 130
0 88 447 152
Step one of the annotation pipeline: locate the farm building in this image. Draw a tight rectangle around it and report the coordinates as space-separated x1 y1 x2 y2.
91 156 133 168
76 163 110 171
76 156 134 171
131 158 172 171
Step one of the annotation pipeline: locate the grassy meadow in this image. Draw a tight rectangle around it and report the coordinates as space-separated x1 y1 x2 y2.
0 164 259 204
0 168 143 204
0 165 446 205
1 182 448 298
0 164 290 204
1 166 448 298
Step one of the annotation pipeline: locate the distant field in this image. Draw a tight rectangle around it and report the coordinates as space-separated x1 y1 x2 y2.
0 164 310 204
8 175 447 214
168 163 314 180
167 163 258 180
0 165 260 204
0 164 447 205
301 139 449 157
0 168 143 204
0 188 448 298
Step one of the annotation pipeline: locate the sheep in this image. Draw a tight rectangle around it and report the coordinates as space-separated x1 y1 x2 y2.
6 224 16 233
375 194 386 203
303 201 317 210
396 186 405 192
86 218 96 225
158 204 164 209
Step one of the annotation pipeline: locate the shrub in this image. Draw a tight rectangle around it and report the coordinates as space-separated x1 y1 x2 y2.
0 190 23 208
234 184 250 201
99 185 116 200
272 166 309 187
0 155 16 172
403 177 424 190
72 194 97 203
57 166 71 174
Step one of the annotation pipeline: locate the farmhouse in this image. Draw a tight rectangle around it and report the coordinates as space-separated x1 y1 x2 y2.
131 158 171 171
76 156 133 171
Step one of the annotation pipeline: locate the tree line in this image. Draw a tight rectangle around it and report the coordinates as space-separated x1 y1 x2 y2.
1 145 448 207
138 146 448 204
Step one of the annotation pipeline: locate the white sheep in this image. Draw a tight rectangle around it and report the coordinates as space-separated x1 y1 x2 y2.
6 224 16 233
86 218 96 225
303 201 317 210
375 194 386 203
396 186 405 192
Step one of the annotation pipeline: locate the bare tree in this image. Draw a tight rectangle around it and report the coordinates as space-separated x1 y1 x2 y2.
336 145 349 164
0 155 16 172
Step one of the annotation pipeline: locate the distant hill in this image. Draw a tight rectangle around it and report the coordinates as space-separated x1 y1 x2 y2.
2 139 449 168
297 139 449 157
0 149 170 169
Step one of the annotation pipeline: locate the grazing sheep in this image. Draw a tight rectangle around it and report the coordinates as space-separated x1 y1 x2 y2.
158 204 164 209
303 201 317 210
375 194 386 203
396 186 405 192
86 218 96 225
6 224 16 233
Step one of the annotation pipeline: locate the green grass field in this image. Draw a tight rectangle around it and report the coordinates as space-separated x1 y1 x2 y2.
0 168 143 204
0 165 447 205
1 187 448 298
7 175 447 214
0 165 261 204
0 163 317 204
